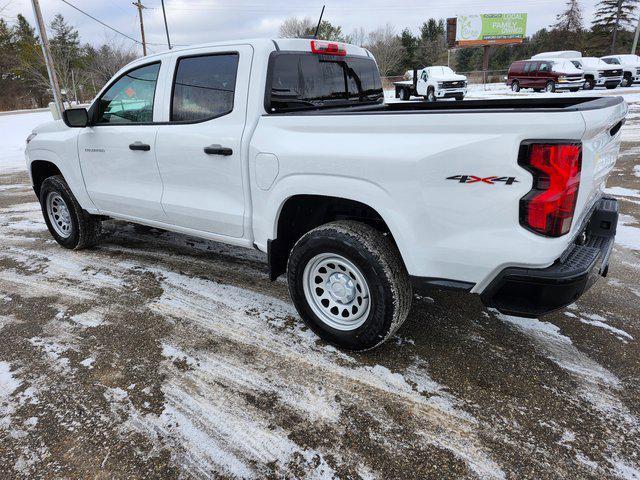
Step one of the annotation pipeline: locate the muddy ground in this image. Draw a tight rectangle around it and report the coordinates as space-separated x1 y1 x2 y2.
0 117 639 479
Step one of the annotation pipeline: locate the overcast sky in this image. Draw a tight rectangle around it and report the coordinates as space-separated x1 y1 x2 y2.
3 0 603 54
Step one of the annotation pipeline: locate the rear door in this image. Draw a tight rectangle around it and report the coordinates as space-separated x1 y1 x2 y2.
78 62 166 221
155 45 252 237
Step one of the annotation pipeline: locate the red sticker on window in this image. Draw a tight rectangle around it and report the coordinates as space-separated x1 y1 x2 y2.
125 87 135 97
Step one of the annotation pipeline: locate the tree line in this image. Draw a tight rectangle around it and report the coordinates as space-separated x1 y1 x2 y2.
0 0 638 111
0 14 136 111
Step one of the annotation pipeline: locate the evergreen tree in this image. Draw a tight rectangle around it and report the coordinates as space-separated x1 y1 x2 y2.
13 14 48 107
592 0 639 52
418 19 446 67
551 0 585 51
400 28 418 71
49 14 82 99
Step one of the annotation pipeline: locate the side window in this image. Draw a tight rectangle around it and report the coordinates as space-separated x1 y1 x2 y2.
523 63 531 73
421 71 427 81
96 63 160 124
539 62 550 72
171 53 239 122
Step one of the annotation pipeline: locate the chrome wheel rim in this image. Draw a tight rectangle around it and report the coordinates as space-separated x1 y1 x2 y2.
512 83 518 91
46 192 72 238
302 253 371 331
546 83 554 92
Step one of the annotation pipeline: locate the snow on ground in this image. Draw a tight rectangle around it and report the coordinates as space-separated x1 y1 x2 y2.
0 111 51 174
1 93 639 478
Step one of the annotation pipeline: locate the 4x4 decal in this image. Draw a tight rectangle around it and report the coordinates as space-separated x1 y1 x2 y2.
446 175 519 185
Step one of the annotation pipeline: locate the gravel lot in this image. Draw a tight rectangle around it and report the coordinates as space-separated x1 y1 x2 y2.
0 91 639 479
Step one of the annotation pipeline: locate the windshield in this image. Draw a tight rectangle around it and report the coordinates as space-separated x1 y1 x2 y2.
581 57 609 68
267 52 383 113
602 57 621 65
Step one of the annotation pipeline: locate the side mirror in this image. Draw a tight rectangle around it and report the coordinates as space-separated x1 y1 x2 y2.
63 108 89 128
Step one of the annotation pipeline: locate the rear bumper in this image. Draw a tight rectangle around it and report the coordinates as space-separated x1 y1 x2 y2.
481 197 618 317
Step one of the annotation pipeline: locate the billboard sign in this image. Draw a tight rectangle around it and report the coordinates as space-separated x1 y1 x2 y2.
455 14 527 46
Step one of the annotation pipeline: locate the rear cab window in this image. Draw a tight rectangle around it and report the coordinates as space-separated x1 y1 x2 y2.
266 52 383 113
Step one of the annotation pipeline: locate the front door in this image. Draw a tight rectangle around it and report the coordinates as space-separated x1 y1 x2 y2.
78 62 166 221
155 46 252 237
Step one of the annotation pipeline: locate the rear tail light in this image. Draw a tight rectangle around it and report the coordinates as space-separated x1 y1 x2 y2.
519 142 582 237
310 40 346 56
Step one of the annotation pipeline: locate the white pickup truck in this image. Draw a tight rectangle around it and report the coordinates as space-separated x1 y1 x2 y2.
395 66 467 102
601 54 640 87
25 38 626 350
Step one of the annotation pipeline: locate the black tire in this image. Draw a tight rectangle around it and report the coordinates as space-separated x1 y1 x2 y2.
569 88 580 92
584 78 595 90
511 81 520 92
426 87 436 102
622 74 632 87
606 84 618 89
454 95 464 101
398 88 409 101
39 175 101 250
545 81 556 93
287 221 412 351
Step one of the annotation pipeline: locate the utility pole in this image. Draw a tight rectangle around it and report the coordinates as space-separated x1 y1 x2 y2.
132 1 147 56
30 0 64 117
161 0 171 49
632 13 640 54
611 0 624 54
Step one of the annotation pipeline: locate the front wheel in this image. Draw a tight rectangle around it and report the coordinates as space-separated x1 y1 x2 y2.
426 88 436 102
584 78 595 90
511 81 520 92
545 81 556 93
287 221 412 350
39 175 102 249
621 75 632 87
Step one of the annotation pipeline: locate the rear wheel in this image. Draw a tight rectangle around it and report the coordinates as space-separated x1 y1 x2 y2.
39 175 102 250
545 81 556 93
426 87 436 102
398 87 409 101
511 81 520 92
287 221 412 350
584 78 595 90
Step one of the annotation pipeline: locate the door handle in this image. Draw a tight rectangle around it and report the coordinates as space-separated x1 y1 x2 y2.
204 144 233 156
129 141 151 151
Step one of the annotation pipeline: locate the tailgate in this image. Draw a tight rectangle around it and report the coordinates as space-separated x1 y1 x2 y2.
572 97 627 235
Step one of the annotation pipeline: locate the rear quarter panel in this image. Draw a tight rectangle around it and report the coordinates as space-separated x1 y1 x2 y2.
250 109 590 289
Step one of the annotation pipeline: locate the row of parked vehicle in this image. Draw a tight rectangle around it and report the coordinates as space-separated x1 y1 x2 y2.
507 50 640 93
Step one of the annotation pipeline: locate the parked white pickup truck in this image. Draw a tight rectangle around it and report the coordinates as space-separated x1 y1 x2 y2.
601 54 640 87
395 66 467 101
25 38 626 350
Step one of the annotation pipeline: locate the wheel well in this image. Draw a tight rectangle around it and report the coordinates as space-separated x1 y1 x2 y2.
31 161 61 198
268 195 393 281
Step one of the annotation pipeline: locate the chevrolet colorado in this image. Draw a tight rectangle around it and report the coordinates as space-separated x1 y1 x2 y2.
25 39 626 350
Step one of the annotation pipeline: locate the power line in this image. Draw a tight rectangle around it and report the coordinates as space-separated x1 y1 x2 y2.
59 0 142 45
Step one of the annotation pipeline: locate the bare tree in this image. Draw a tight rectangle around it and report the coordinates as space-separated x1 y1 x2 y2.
278 17 314 38
345 27 366 46
365 24 404 76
